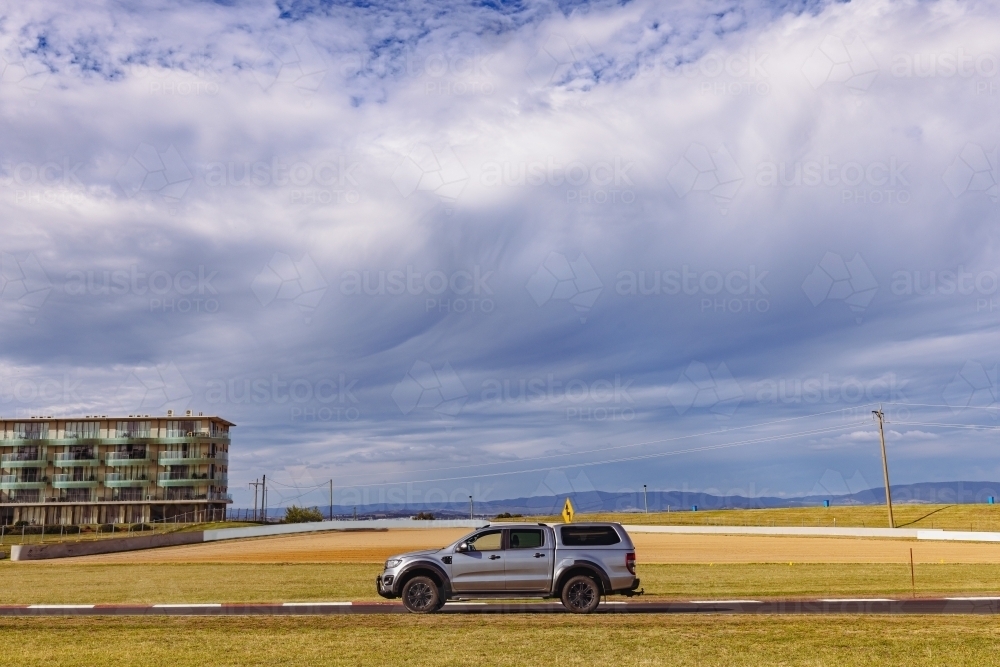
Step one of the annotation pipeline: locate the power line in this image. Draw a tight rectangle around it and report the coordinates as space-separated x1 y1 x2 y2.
333 404 875 480
886 421 1000 431
337 421 870 488
886 402 1000 411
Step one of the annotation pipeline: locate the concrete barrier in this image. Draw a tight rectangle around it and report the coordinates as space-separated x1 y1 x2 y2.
622 525 934 539
9 519 485 561
917 529 1000 543
203 519 484 542
11 531 204 561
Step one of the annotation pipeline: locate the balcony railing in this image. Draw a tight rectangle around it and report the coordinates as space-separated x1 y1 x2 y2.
105 452 150 466
53 453 100 467
1 452 46 467
157 473 227 487
52 474 98 488
104 473 151 487
0 475 47 489
158 451 228 465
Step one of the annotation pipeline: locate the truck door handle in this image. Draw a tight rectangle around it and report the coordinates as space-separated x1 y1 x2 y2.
489 555 501 560
533 553 545 558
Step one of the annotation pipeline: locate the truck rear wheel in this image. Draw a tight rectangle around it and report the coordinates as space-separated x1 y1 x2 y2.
401 576 440 613
561 575 600 614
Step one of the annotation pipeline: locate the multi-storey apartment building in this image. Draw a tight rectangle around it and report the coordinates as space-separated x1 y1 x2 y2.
0 412 232 525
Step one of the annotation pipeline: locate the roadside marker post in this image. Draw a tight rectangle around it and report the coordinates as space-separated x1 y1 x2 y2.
562 498 575 523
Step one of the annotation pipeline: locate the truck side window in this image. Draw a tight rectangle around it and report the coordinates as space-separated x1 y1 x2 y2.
509 529 543 549
560 526 621 546
467 530 503 552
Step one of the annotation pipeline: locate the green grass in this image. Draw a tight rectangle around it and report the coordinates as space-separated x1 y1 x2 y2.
1 615 998 666
519 504 1000 531
4 562 1000 604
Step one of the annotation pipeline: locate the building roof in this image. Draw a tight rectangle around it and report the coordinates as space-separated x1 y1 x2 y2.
0 415 236 427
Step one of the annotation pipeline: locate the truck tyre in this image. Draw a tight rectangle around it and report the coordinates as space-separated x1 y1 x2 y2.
401 576 440 613
561 575 601 614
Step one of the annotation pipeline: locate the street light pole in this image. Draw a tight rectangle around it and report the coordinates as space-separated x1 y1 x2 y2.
469 495 473 520
643 484 648 514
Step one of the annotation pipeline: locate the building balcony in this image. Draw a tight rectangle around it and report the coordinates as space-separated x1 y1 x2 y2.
157 473 227 487
52 453 100 467
0 475 46 489
158 451 228 465
1 453 47 468
52 474 98 489
105 453 151 466
104 474 151 488
1 435 230 446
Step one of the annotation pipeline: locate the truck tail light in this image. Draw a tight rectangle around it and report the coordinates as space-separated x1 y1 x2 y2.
626 552 636 575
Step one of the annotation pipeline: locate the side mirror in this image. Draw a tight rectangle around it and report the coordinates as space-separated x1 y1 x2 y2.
456 542 468 553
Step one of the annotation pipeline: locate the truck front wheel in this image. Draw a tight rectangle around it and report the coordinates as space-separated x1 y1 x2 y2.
401 576 441 613
561 575 601 613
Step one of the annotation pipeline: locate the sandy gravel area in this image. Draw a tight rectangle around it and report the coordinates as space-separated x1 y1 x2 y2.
45 528 1000 564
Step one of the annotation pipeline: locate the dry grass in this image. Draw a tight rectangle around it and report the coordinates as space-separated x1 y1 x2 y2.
1 615 998 666
525 504 1000 530
5 561 1000 604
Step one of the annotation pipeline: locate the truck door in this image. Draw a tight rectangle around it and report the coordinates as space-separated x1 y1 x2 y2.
450 529 505 591
503 527 553 591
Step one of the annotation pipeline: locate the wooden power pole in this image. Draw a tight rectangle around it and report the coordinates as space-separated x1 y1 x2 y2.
873 408 895 529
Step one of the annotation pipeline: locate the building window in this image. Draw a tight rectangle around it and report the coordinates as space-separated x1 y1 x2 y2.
167 420 201 437
13 422 49 440
116 421 151 438
63 489 92 502
10 489 40 503
65 422 99 438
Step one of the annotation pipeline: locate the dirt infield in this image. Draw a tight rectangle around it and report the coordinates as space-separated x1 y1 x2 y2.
40 528 1000 565
629 533 1000 564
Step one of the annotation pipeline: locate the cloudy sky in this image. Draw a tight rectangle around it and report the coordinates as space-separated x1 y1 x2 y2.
0 0 999 510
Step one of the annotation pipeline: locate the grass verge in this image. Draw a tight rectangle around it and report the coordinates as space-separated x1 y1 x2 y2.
4 562 1000 604
1 615 998 666
520 504 1000 530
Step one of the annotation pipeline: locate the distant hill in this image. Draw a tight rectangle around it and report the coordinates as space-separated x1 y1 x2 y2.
249 481 1000 520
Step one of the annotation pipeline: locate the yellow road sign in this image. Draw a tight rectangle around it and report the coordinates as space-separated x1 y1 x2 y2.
562 497 575 523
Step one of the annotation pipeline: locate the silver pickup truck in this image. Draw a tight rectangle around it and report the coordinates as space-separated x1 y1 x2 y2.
376 522 640 613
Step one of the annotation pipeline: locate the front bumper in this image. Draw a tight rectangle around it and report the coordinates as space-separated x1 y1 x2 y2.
376 573 396 599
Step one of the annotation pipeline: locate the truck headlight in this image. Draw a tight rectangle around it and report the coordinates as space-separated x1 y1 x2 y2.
384 559 402 569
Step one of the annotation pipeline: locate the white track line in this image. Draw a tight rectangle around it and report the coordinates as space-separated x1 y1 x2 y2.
27 604 95 609
944 597 1000 601
282 602 352 606
819 599 894 603
689 600 762 604
152 604 223 608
